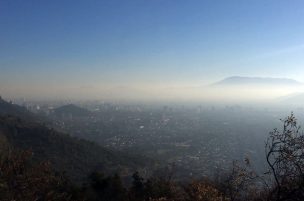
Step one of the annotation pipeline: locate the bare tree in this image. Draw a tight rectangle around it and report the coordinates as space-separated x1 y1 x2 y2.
265 113 304 201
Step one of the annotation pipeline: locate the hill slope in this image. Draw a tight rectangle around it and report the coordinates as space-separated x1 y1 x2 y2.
53 104 91 117
0 97 36 120
0 115 144 182
0 98 147 182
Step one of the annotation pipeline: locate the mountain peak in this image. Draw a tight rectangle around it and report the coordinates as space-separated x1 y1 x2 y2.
54 104 91 117
213 76 302 86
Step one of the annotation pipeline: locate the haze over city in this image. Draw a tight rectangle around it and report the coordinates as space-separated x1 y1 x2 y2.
2 1 304 200
1 0 304 101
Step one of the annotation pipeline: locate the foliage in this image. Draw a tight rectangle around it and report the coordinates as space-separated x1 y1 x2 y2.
0 115 142 183
1 108 304 200
87 172 127 201
184 180 223 201
0 150 73 201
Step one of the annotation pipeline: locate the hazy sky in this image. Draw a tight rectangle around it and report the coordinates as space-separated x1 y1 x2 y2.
1 0 304 100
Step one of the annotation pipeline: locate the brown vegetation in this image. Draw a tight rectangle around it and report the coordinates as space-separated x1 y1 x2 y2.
1 113 304 201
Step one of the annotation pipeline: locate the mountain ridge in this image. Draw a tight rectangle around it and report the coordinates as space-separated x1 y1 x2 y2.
53 104 91 117
0 98 149 182
212 76 302 86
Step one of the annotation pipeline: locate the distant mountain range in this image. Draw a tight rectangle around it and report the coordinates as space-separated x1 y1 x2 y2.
212 76 302 86
278 93 304 104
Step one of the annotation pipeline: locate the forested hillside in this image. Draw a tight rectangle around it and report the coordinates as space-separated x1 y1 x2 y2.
0 115 147 182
